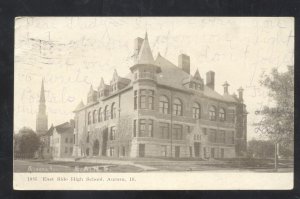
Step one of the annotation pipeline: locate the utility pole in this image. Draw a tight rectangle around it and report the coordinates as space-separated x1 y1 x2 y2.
170 90 173 158
274 141 279 172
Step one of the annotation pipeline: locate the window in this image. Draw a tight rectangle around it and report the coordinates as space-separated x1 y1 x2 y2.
161 145 167 157
134 90 137 110
65 137 68 143
93 110 97 123
104 105 109 120
133 120 137 137
219 108 226 121
139 119 146 137
189 146 193 157
70 137 73 143
109 147 115 156
65 147 68 153
159 122 169 139
228 109 235 123
173 124 183 140
73 134 75 144
111 103 116 119
209 106 216 121
227 131 234 144
217 130 226 143
148 90 154 110
209 129 217 143
140 89 147 109
70 147 73 154
173 98 182 116
98 108 102 122
86 132 90 143
203 128 207 135
88 112 91 124
159 96 169 114
110 126 116 140
149 119 153 137
122 146 126 156
192 102 201 119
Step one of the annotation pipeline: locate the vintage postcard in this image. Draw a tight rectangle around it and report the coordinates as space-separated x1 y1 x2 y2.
13 17 294 190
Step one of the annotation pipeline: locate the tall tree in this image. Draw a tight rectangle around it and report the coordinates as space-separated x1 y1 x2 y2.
255 65 294 146
14 127 40 158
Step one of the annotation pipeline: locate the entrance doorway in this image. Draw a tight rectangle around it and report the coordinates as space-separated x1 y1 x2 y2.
175 146 180 158
194 142 200 157
221 148 224 158
86 148 90 156
93 139 100 156
139 144 145 157
102 128 108 156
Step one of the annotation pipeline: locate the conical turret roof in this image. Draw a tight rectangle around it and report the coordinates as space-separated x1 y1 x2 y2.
39 79 45 103
136 32 154 65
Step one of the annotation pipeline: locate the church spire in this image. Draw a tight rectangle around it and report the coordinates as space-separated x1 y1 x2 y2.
36 79 48 135
39 79 45 103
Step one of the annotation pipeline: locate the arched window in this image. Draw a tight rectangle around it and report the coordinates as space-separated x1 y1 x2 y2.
88 112 91 125
111 103 116 119
98 108 102 122
159 95 169 114
209 106 216 121
192 102 201 119
219 108 226 121
173 98 183 116
93 110 97 123
104 105 109 121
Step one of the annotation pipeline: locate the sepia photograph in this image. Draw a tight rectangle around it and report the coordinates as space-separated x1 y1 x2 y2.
13 17 294 190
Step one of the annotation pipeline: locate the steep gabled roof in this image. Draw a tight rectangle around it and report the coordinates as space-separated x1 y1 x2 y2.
154 53 238 103
55 122 74 134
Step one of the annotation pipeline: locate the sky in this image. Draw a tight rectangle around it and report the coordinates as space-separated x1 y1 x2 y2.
14 17 294 140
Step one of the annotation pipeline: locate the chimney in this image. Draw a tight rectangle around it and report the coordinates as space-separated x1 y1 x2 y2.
222 81 230 95
69 119 75 128
206 71 215 90
237 87 244 102
178 54 190 74
134 37 144 57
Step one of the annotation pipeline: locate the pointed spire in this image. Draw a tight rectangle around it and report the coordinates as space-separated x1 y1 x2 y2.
136 32 154 65
194 69 201 80
223 81 230 95
39 79 45 103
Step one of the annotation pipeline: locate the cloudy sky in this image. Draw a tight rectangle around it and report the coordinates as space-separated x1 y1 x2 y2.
14 17 294 139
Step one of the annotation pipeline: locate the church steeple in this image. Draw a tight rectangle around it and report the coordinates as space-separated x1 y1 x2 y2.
39 79 45 103
36 79 48 135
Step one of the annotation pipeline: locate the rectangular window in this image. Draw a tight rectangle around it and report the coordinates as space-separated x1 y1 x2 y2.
161 145 167 157
173 124 183 140
134 90 137 110
70 137 73 144
109 147 115 156
159 122 169 139
110 126 116 140
209 129 217 143
148 90 154 110
139 119 146 137
189 146 193 157
203 128 207 135
65 147 68 153
133 120 137 137
65 138 68 143
149 119 153 137
122 146 126 156
226 131 235 144
70 147 73 154
73 134 75 144
140 89 147 109
218 130 226 143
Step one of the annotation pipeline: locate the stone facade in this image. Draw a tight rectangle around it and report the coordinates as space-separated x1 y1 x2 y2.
72 33 247 159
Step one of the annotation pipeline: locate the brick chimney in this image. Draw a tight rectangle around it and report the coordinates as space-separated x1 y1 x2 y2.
222 81 230 95
237 87 244 102
134 37 144 57
178 54 190 74
206 71 215 90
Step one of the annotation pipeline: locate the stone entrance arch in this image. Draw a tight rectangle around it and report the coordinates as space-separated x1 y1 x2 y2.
93 139 100 156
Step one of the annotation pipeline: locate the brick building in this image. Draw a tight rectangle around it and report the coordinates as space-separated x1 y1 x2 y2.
72 33 247 159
